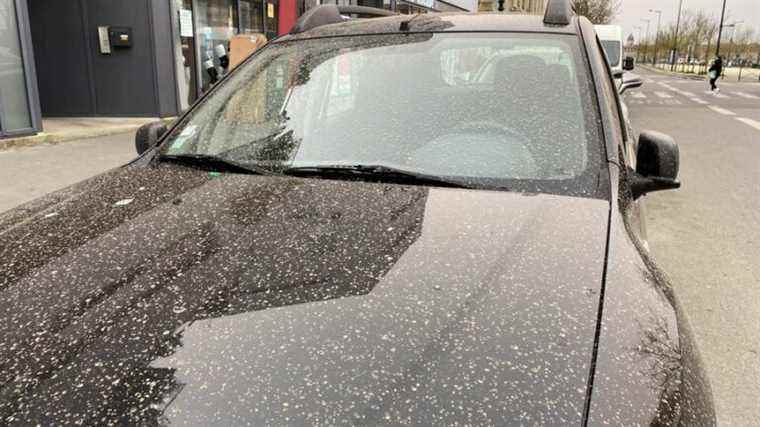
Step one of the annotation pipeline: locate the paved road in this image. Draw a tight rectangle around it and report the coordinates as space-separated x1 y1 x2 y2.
626 68 760 426
0 133 137 213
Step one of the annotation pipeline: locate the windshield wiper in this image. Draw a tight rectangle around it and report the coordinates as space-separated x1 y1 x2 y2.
283 164 474 189
158 154 275 175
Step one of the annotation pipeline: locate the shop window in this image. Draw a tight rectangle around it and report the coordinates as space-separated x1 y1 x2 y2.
196 0 240 91
239 0 264 34
265 1 278 39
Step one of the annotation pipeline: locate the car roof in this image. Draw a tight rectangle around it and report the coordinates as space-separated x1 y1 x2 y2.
276 12 579 43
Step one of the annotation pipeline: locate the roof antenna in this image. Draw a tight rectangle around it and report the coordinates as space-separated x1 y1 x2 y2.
400 12 423 31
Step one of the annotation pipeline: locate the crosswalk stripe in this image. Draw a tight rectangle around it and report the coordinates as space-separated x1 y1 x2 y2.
630 92 646 99
736 117 760 131
680 91 695 97
708 106 736 116
654 91 673 99
734 92 760 100
705 91 730 99
690 97 708 105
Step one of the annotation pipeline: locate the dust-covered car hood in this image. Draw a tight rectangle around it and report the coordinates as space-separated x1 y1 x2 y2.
0 164 609 424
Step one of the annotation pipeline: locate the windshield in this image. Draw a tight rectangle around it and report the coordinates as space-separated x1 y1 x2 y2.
601 40 621 67
161 33 604 197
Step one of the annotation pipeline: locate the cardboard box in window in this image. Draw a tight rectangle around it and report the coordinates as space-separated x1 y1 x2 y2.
229 34 268 70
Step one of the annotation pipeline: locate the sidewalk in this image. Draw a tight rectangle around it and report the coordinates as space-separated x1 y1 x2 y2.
0 117 174 151
641 63 760 83
0 132 137 213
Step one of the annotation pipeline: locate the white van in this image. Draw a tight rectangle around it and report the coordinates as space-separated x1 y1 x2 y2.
594 25 624 77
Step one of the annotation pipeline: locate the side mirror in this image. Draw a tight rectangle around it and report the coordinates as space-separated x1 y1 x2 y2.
135 121 168 155
630 130 681 199
619 73 643 95
623 56 635 71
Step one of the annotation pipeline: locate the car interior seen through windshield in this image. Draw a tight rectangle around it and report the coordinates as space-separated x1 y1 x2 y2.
162 33 603 197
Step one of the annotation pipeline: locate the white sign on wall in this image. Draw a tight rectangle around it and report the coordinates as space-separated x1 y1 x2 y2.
179 9 194 37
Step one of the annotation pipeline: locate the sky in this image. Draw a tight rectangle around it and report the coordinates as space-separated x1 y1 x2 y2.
613 0 760 44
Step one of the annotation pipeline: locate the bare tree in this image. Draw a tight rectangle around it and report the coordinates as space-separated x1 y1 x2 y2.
729 27 756 63
689 10 718 65
572 0 621 24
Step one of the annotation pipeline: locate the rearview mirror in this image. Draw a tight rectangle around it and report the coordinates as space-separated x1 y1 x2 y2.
619 73 643 95
135 121 168 155
630 131 681 199
623 56 635 71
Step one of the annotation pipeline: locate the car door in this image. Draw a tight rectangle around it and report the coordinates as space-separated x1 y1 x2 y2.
594 36 649 244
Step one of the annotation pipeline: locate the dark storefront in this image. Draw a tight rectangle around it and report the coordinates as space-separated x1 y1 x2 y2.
1 0 470 138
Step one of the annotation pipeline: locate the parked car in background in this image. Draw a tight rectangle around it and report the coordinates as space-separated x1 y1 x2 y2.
595 25 624 75
0 1 714 424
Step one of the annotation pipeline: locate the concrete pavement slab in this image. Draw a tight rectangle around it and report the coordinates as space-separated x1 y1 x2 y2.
0 132 137 213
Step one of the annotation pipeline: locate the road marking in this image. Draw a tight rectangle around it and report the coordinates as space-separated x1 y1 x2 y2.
734 92 760 100
690 97 708 104
630 92 647 99
679 90 695 97
654 91 673 99
736 117 760 131
707 106 736 116
705 91 730 99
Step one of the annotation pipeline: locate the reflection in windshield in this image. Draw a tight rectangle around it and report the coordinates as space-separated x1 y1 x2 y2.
1 177 428 423
161 33 603 198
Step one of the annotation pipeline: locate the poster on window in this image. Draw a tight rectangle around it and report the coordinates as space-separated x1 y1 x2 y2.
180 9 194 37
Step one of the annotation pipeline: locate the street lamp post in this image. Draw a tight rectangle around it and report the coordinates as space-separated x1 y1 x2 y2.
671 0 684 71
650 9 663 67
634 26 643 62
641 18 651 63
715 0 728 57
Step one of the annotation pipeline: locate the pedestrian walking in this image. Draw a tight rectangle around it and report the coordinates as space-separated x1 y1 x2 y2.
708 56 723 94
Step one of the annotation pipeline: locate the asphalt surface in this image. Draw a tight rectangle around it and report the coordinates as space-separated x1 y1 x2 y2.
0 132 137 213
625 68 760 426
0 70 758 424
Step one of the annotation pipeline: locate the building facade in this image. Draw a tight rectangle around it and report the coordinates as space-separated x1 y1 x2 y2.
0 0 473 139
478 0 544 14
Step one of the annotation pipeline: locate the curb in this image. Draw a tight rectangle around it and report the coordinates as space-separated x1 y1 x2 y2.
0 117 176 152
640 65 705 81
641 64 760 84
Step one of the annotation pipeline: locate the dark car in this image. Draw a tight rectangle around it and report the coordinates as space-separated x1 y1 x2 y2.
0 0 714 424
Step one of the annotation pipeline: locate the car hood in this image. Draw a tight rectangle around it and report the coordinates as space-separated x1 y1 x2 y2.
0 165 609 424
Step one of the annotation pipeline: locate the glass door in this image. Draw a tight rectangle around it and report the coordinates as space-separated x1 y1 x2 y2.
264 0 278 39
0 0 38 137
172 0 199 111
194 0 239 93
